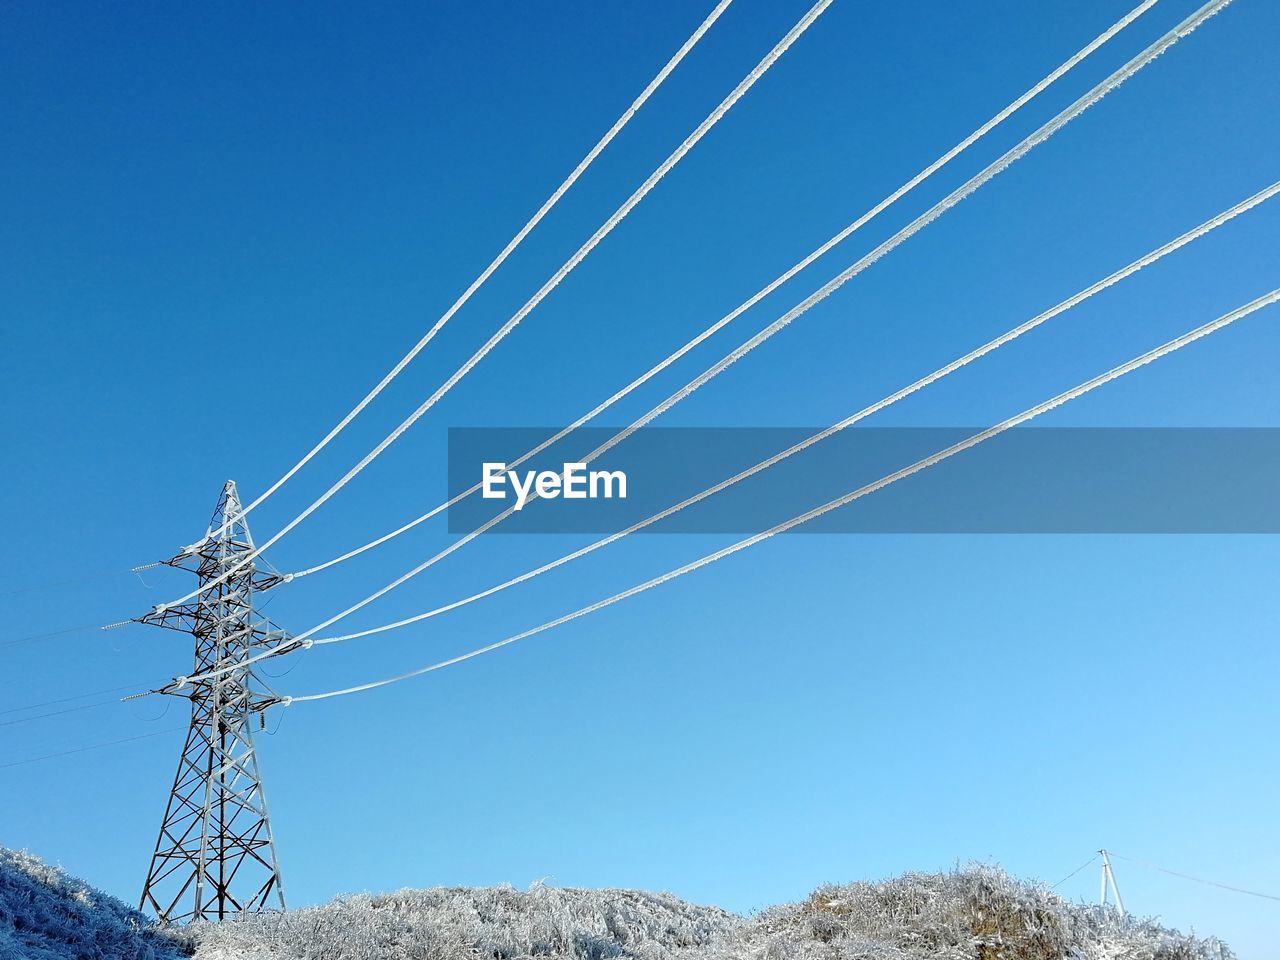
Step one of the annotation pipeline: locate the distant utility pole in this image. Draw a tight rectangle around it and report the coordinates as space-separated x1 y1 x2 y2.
1099 849 1126 914
137 481 288 923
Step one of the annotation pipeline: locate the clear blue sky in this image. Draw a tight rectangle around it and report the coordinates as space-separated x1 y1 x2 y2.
2 0 1277 954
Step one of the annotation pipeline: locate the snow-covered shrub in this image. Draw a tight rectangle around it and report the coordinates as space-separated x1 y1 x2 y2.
705 865 1234 960
192 883 739 960
0 846 187 960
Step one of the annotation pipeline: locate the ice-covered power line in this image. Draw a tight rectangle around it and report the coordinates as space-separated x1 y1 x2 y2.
265 0 1233 644
293 180 1280 645
280 287 1280 704
150 0 836 616
204 0 736 540
286 0 1164 582
158 178 1277 688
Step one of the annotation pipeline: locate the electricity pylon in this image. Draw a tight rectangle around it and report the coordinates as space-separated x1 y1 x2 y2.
137 480 288 923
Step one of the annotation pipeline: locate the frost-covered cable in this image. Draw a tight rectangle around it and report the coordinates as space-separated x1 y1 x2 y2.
151 0 835 615
273 0 1233 640
203 0 736 541
290 0 1163 581
297 180 1278 644
284 288 1280 703
551 0 1236 469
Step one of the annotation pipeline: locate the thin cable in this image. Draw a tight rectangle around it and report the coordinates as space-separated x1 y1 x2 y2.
303 180 1278 645
134 695 174 724
259 652 302 680
285 288 1280 703
0 727 181 770
282 0 1233 644
1052 855 1099 889
0 699 123 729
0 566 156 600
261 707 287 737
0 683 144 717
201 0 736 539
156 0 836 613
291 0 1164 581
2 558 181 601
0 622 114 650
1107 852 1280 903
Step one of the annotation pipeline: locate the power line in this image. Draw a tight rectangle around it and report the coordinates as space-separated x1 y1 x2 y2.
1108 852 1280 903
134 0 1247 697
0 727 181 770
202 0 736 540
0 562 162 600
0 683 144 717
1052 855 1099 889
280 287 1280 704
286 0 1163 583
0 699 129 728
275 0 1234 646
0 619 140 650
151 0 836 615
294 179 1277 646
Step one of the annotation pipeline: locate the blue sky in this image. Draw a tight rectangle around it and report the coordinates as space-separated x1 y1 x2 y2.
1 0 1277 954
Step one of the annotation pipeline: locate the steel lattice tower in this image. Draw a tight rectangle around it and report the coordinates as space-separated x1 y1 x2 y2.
138 480 288 923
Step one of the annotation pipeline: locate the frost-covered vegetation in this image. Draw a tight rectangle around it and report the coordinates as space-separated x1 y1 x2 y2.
0 847 184 960
190 885 736 960
0 846 1234 960
191 867 1233 960
729 869 1234 960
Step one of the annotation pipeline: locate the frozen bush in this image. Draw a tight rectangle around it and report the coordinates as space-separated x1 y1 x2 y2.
0 846 187 960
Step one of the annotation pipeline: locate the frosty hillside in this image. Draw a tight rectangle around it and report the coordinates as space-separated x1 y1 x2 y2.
0 847 183 960
0 846 1234 960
